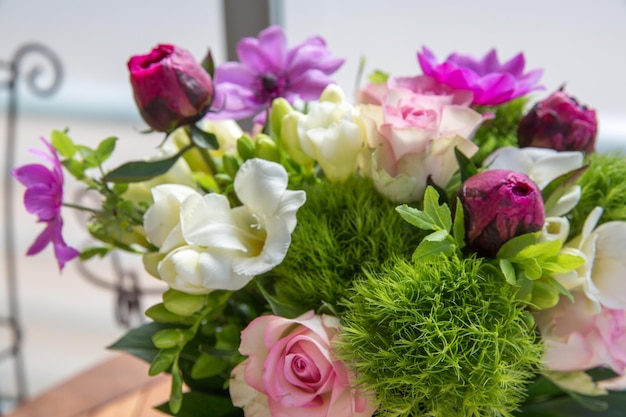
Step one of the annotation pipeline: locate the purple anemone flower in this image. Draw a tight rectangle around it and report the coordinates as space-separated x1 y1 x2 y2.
12 138 79 270
417 47 544 106
210 25 344 122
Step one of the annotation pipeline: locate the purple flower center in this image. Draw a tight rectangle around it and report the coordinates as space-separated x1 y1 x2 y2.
256 72 288 103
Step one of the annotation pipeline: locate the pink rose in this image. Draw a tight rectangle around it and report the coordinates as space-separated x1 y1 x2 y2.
357 75 473 107
230 311 376 417
359 87 484 202
535 290 626 376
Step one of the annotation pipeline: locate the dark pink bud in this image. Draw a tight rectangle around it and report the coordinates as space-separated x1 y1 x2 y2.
518 90 597 153
128 44 214 132
458 170 545 257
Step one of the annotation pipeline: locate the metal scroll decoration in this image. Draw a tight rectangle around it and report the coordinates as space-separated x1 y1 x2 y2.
0 43 63 413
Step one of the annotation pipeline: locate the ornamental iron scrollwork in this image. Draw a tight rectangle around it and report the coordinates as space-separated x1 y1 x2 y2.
0 42 63 414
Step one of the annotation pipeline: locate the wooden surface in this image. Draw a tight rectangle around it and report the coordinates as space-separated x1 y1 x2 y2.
7 354 170 417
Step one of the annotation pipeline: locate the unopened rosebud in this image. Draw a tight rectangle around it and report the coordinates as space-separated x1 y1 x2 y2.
458 170 545 257
518 90 597 153
128 44 214 133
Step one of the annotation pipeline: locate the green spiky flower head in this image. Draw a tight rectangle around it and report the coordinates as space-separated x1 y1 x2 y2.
338 254 542 417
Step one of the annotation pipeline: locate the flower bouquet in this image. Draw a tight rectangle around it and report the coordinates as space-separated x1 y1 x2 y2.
14 25 626 417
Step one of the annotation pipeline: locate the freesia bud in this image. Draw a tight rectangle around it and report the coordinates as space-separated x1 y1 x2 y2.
518 90 597 153
254 134 280 162
128 44 214 132
458 170 545 257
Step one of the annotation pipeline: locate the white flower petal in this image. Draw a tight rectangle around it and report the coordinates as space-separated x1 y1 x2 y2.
232 219 292 276
484 146 533 173
276 189 307 234
589 222 626 310
547 186 581 217
234 159 288 216
180 193 247 251
159 246 210 294
144 185 199 248
541 217 570 243
198 249 252 291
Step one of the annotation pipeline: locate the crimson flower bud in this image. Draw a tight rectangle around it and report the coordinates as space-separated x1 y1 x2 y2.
458 170 545 257
128 44 214 132
518 90 597 153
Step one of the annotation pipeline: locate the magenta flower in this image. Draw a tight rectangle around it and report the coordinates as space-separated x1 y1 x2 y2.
12 138 79 270
211 25 344 121
417 47 544 106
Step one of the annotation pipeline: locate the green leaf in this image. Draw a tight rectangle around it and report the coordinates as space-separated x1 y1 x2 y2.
200 48 215 78
523 258 543 280
545 275 574 303
94 136 117 164
542 165 589 214
499 258 517 285
145 303 191 324
107 322 170 363
452 198 466 249
553 253 586 272
61 158 85 180
515 240 561 261
454 146 478 183
424 229 450 242
191 353 227 379
152 329 191 349
155 391 240 417
423 187 452 232
163 289 207 317
543 370 608 397
256 278 306 319
149 347 178 376
51 129 76 158
190 124 219 149
102 145 190 183
396 204 436 230
79 246 109 260
169 361 184 414
412 239 455 263
368 69 389 84
496 232 540 259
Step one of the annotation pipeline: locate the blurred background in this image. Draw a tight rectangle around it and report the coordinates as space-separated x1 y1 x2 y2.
0 0 625 412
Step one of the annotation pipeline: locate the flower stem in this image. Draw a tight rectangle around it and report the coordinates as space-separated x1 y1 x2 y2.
62 202 99 213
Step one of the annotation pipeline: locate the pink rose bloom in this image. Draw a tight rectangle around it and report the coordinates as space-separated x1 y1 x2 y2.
360 87 483 202
230 311 376 417
535 290 626 376
357 75 473 107
418 47 543 106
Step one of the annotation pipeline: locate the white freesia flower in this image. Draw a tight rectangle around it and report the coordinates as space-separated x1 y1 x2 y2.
484 146 584 216
295 84 365 182
555 207 626 313
143 159 306 294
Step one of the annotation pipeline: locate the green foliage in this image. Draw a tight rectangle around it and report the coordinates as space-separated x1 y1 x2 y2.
269 176 425 314
472 97 529 166
496 233 584 309
568 152 626 238
338 254 542 417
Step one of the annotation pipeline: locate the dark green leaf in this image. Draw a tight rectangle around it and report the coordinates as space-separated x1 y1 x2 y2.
201 48 215 78
102 145 191 183
256 277 306 318
155 391 241 417
107 322 172 363
455 146 478 183
190 124 219 149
